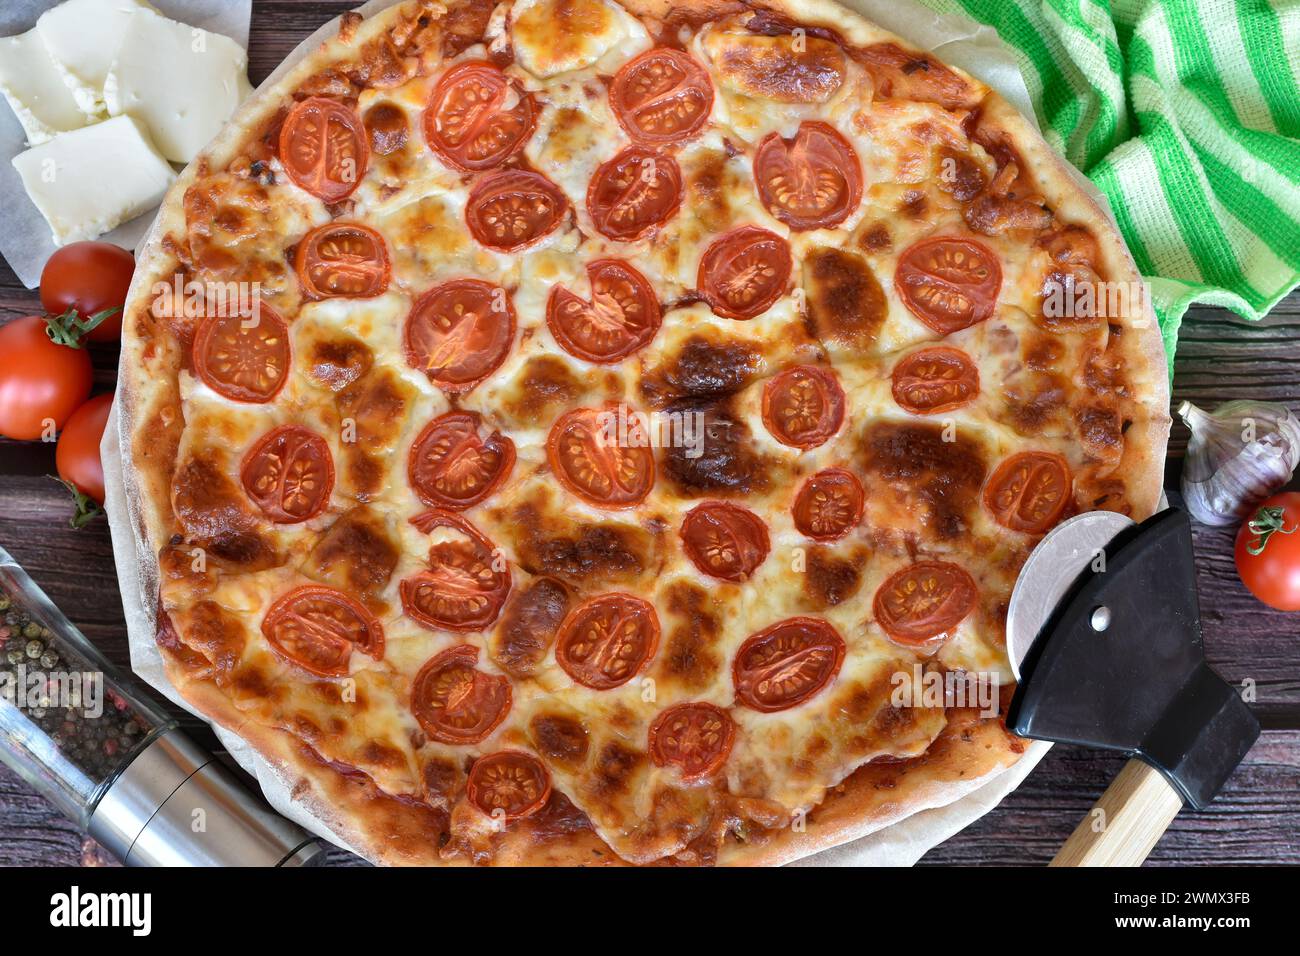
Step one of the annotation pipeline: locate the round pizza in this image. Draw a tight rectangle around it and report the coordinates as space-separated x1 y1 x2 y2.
116 0 1171 865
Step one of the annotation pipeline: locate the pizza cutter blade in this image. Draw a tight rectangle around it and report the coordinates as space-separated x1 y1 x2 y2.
1004 507 1260 866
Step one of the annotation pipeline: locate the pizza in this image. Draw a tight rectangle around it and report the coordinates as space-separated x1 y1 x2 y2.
115 0 1171 865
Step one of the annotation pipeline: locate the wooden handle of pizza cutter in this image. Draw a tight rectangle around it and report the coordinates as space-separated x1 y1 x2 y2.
1049 759 1185 867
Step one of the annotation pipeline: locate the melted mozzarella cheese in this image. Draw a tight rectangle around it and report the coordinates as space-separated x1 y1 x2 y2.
507 0 651 79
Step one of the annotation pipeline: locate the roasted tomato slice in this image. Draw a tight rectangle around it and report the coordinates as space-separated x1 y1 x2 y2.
895 236 1002 334
547 405 655 509
423 61 535 171
403 279 515 393
261 585 384 677
762 365 846 450
193 303 290 404
279 97 369 202
983 451 1072 534
648 702 735 779
240 425 335 523
609 47 714 145
753 122 862 231
555 593 660 690
295 223 391 299
467 751 552 820
411 644 512 744
466 169 567 252
680 501 770 583
891 346 980 415
547 259 662 364
733 617 846 712
586 146 683 242
409 411 515 510
401 510 511 631
698 226 792 320
873 560 977 646
792 468 865 541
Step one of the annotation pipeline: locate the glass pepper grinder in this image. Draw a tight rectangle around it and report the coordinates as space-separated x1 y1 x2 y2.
0 545 324 866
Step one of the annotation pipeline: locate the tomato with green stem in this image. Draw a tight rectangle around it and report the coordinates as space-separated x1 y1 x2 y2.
0 316 93 440
56 392 113 527
1235 492 1300 611
40 241 136 344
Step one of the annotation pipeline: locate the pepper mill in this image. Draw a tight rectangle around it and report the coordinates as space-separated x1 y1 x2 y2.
0 546 325 866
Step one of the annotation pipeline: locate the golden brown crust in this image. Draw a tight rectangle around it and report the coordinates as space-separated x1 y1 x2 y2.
116 0 1168 866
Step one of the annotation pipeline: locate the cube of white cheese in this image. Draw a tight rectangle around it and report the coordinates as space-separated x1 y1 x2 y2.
36 0 157 116
12 115 176 246
104 8 252 164
0 29 89 146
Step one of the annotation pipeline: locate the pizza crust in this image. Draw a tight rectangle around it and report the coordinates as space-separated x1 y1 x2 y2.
114 0 1169 866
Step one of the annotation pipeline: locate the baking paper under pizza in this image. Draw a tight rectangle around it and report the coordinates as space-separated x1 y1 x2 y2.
115 0 1170 865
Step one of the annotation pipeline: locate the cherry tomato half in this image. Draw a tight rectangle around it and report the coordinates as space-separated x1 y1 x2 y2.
753 122 862 231
40 241 135 343
279 97 370 202
411 644 512 744
732 617 845 712
261 584 384 676
294 223 391 299
546 259 661 364
761 365 846 450
648 702 735 779
546 405 655 509
586 146 683 242
679 501 770 582
895 236 1002 334
609 48 714 145
240 425 335 524
424 61 535 172
0 317 93 440
698 226 792 320
982 451 1072 534
891 346 980 415
873 560 977 646
555 593 660 690
467 751 551 820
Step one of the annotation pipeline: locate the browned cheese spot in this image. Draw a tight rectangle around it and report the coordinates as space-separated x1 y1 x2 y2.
802 246 886 352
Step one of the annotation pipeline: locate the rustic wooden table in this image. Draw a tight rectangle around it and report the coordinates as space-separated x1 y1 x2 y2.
1 0 1297 867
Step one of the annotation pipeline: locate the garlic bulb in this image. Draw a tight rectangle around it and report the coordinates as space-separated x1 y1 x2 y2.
1180 400 1300 526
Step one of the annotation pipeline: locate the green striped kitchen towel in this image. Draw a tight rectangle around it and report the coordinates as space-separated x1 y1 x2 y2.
917 0 1300 363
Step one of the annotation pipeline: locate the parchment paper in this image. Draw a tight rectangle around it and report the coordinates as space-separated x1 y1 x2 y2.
0 0 253 288
101 0 1121 866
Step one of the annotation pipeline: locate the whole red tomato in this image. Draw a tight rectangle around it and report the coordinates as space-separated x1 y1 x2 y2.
0 316 93 440
40 241 136 344
57 392 114 507
1235 491 1300 611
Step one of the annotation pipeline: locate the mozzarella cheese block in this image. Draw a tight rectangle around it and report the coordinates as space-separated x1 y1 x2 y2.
12 114 175 245
104 8 253 163
36 0 156 116
0 29 88 145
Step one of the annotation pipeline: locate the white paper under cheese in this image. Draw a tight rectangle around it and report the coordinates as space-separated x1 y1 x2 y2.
35 0 156 116
103 7 252 163
0 29 88 146
11 114 175 245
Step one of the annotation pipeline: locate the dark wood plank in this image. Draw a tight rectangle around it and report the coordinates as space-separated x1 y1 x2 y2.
1 0 1296 867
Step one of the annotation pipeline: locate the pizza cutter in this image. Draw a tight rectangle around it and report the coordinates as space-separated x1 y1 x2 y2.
1005 507 1259 866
